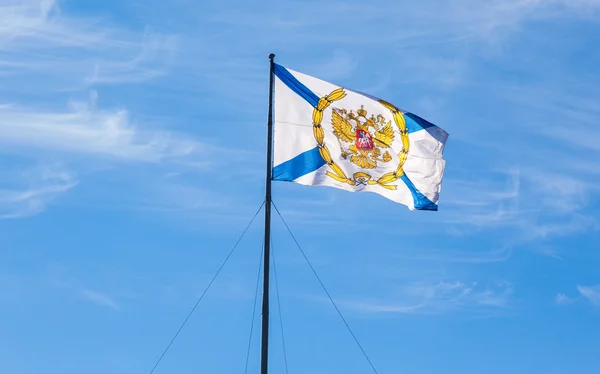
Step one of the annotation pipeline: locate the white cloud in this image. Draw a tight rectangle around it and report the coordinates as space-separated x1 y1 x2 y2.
522 169 592 214
0 0 97 49
337 300 424 314
0 164 77 219
408 280 512 310
577 285 600 307
44 263 124 310
0 0 176 87
393 245 512 264
555 293 575 306
438 160 598 249
0 263 125 310
335 280 513 316
84 31 178 86
443 166 596 230
206 0 600 49
79 288 120 309
440 168 523 229
0 1 234 219
0 99 199 162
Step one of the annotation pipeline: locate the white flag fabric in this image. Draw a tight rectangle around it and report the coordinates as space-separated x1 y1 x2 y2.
272 64 449 211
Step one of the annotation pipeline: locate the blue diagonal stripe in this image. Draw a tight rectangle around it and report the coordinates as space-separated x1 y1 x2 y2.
404 112 436 133
272 147 325 181
399 174 438 211
273 64 319 108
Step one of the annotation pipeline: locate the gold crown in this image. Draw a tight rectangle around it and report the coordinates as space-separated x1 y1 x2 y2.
356 105 367 117
337 106 388 129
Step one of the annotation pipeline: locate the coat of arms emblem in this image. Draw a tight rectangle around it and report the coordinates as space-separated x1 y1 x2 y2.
331 105 394 169
308 88 409 190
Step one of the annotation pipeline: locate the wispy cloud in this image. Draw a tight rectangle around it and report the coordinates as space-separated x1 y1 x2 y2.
441 168 522 226
84 31 178 86
577 285 600 307
0 0 205 165
436 160 598 254
0 97 199 162
0 0 176 88
205 0 600 46
522 169 593 214
0 0 251 218
79 288 120 310
0 0 200 161
0 263 125 310
555 293 576 306
1 0 103 49
0 164 77 219
393 245 513 264
321 280 513 316
43 263 126 310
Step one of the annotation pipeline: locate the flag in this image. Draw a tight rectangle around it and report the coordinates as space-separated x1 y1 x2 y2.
271 64 449 211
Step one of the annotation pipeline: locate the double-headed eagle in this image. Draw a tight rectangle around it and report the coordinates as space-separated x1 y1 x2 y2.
331 105 395 169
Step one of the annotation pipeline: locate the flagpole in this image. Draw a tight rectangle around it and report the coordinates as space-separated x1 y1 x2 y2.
260 52 275 374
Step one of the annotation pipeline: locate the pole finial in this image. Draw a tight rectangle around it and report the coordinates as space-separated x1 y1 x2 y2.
269 53 275 61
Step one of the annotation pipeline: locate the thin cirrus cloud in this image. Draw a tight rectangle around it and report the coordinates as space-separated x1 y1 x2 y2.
577 285 600 307
0 0 222 218
0 262 123 310
0 101 199 162
204 0 600 46
79 288 120 310
334 280 513 316
555 293 576 306
0 164 77 219
0 0 197 163
555 286 600 308
0 0 177 87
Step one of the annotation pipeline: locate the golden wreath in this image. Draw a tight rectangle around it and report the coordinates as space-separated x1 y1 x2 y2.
311 89 410 190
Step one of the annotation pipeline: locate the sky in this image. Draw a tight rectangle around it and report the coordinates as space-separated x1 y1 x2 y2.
1 0 600 373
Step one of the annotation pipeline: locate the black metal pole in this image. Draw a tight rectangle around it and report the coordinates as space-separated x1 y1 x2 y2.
260 53 275 374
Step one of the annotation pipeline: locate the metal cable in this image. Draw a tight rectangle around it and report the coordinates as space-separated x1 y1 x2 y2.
272 234 290 374
147 201 265 374
272 201 379 374
244 241 264 374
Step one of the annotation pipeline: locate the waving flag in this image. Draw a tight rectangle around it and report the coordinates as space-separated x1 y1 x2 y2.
271 64 449 211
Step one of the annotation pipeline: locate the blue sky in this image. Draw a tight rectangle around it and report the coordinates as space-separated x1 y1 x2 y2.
1 0 600 373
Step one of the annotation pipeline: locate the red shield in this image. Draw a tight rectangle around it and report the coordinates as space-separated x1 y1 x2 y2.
355 129 374 151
